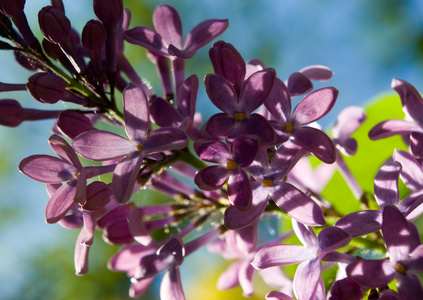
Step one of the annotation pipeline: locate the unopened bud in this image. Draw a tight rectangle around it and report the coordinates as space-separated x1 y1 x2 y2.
93 0 123 25
82 19 106 52
38 6 71 44
0 0 25 18
27 72 67 104
0 99 22 126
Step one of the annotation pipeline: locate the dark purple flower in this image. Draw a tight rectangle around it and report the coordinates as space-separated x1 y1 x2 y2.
203 70 276 144
72 83 188 204
347 205 423 299
194 136 259 209
225 140 325 230
264 77 338 163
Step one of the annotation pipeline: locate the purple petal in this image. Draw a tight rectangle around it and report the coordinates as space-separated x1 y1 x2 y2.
177 74 199 120
292 126 336 164
335 210 382 238
167 45 196 59
123 83 149 141
399 190 423 221
153 5 182 48
227 170 252 209
392 78 423 126
238 261 255 297
239 69 276 113
19 155 76 183
194 165 228 190
231 136 259 167
286 72 313 97
48 134 82 168
108 244 155 275
369 119 423 140
112 152 143 204
266 291 295 300
150 97 183 127
234 113 276 145
397 273 423 299
293 258 322 300
270 140 305 179
72 130 134 160
203 113 236 140
327 277 363 300
410 131 423 158
382 205 412 262
317 226 351 258
299 65 333 81
292 219 318 248
143 127 188 154
408 244 423 273
74 229 90 275
127 207 157 247
46 180 77 223
217 261 242 290
184 19 229 51
195 140 230 164
332 106 366 141
224 183 268 229
346 259 395 288
374 162 401 207
271 183 325 226
160 266 185 300
264 77 291 123
129 278 154 299
291 87 338 125
205 73 238 113
124 26 168 56
252 245 314 269
157 237 185 266
394 150 423 191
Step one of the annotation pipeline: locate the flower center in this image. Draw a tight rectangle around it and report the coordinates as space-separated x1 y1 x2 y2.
394 262 407 274
226 160 238 170
234 113 245 121
74 171 79 178
284 122 293 133
136 144 144 152
262 179 273 187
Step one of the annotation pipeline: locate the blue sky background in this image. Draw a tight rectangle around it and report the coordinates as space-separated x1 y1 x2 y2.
1 0 423 299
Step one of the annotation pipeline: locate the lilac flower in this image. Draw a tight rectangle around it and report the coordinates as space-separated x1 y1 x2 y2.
369 79 423 158
252 221 351 300
202 70 276 144
346 205 423 299
336 157 423 237
124 4 228 60
19 134 114 224
209 223 293 297
264 76 338 163
225 140 325 230
72 83 188 204
194 136 259 209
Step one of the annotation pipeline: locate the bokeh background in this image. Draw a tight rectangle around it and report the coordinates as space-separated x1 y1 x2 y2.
1 0 423 299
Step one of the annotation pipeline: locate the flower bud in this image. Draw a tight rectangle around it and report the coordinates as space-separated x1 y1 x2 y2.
57 111 95 139
27 72 67 104
0 99 23 126
38 6 71 44
0 0 25 18
209 41 246 95
82 181 111 211
93 0 123 25
82 19 106 52
14 51 42 70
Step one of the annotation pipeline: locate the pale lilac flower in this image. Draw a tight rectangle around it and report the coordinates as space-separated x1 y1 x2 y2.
19 134 115 224
252 221 351 300
264 77 338 163
72 83 188 204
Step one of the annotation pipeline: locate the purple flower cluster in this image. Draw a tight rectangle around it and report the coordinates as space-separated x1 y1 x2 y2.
1 0 423 299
